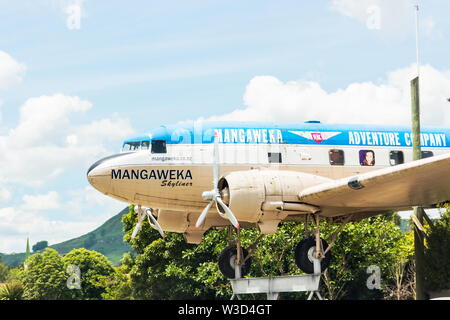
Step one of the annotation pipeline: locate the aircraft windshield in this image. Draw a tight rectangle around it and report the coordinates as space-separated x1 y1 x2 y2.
122 140 150 152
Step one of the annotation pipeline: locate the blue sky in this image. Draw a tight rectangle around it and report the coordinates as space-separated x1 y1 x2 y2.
1 0 449 252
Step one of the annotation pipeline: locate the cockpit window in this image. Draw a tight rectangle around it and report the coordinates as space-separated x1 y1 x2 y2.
122 141 141 151
141 140 150 150
151 140 167 153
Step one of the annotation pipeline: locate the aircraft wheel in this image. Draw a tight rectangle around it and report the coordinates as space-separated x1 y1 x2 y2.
295 236 332 274
218 245 251 279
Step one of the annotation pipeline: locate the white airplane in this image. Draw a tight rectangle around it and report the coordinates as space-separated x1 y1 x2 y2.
87 121 450 278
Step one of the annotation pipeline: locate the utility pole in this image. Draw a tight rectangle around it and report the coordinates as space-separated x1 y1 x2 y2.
411 4 427 300
411 77 426 300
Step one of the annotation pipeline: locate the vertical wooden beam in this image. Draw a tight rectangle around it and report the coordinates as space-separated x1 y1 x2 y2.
411 76 427 300
411 77 421 161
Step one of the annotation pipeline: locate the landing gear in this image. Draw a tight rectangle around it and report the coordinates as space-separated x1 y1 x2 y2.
217 214 352 278
218 245 252 279
293 214 331 274
294 214 353 274
295 236 331 274
217 226 257 279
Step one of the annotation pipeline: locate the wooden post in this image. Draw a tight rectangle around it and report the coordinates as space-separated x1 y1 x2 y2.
411 76 427 300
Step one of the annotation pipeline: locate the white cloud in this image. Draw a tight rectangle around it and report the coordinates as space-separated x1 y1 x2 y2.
203 64 450 127
9 94 92 147
0 206 100 253
0 91 133 252
65 185 126 218
74 115 135 147
330 0 425 37
0 50 26 88
0 50 26 123
66 134 78 146
0 186 11 203
331 0 412 20
422 16 435 35
0 94 134 185
21 191 61 211
0 184 127 253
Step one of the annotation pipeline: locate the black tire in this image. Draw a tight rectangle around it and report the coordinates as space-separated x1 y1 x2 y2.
218 245 251 279
294 236 332 274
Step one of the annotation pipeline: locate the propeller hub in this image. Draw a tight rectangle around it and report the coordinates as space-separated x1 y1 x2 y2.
202 190 216 201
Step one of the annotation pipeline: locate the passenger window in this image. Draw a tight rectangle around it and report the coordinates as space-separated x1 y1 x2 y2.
141 141 150 150
268 152 282 163
151 140 167 153
329 149 344 165
359 150 375 166
421 151 433 158
389 151 404 166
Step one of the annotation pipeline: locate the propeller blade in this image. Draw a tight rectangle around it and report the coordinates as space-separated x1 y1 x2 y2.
145 208 165 238
131 207 147 239
213 132 219 191
216 197 240 229
195 200 214 228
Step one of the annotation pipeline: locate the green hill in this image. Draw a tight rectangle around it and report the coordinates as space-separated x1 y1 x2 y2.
0 207 133 267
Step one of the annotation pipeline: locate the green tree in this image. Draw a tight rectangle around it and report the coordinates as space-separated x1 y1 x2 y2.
320 215 409 300
21 248 69 300
122 205 410 300
381 230 415 300
101 253 134 300
424 208 450 292
0 260 9 283
62 248 116 300
6 267 23 282
32 240 48 252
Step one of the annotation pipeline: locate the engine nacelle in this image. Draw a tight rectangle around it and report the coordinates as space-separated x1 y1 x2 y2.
218 170 331 225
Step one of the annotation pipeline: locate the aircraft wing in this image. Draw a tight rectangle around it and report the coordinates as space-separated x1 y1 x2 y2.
298 152 450 215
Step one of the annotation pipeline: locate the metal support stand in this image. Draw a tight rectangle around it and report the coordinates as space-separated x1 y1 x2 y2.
230 256 323 300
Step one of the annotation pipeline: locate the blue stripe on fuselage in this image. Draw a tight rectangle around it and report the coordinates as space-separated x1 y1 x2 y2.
123 121 450 148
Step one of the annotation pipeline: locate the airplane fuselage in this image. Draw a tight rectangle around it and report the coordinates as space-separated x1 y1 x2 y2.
87 121 450 213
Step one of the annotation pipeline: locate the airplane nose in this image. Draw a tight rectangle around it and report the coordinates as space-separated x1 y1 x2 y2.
87 153 129 192
87 160 101 177
87 162 105 189
87 153 128 177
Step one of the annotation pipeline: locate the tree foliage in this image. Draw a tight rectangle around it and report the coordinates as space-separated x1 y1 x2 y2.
121 205 412 300
21 248 68 300
101 252 145 300
424 208 450 292
20 247 118 300
321 215 413 300
62 248 117 300
0 260 8 283
32 240 48 252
